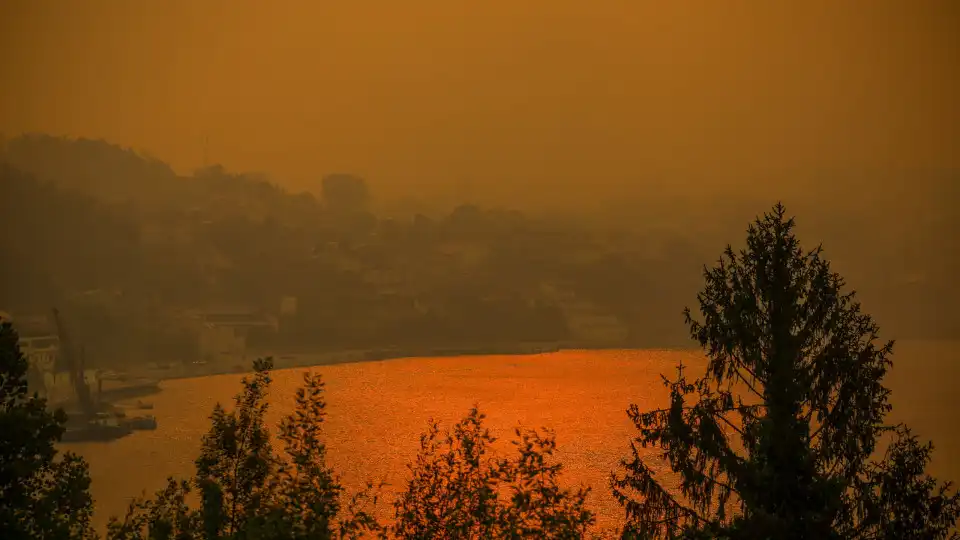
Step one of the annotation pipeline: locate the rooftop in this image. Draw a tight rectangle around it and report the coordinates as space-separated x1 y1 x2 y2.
5 314 57 338
202 312 273 327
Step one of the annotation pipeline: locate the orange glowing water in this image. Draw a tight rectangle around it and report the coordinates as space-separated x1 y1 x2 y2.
63 345 959 534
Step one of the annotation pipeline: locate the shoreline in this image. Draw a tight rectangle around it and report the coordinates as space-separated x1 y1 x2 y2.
105 335 957 386
51 341 695 409
143 341 647 383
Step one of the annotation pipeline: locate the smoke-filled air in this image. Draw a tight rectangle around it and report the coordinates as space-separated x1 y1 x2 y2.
1 1 958 538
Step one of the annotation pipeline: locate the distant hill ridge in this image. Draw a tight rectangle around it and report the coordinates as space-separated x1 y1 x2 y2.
0 134 320 225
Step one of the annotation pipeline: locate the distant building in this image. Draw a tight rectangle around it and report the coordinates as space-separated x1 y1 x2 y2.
1 312 70 398
10 314 60 370
321 173 370 213
186 307 277 364
279 296 298 317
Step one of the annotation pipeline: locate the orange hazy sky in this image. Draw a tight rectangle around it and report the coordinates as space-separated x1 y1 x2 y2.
1 1 957 203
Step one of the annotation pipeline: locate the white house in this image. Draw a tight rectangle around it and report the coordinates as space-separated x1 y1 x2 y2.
2 312 74 400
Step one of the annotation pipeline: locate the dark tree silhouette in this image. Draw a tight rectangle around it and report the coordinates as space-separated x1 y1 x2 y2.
106 358 383 540
107 359 594 539
611 203 960 539
393 407 595 538
0 321 96 539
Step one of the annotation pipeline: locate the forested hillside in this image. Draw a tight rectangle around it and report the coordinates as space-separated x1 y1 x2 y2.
2 134 955 367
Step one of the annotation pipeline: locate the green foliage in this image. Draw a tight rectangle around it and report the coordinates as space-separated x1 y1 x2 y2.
0 321 96 539
393 407 595 539
611 203 960 539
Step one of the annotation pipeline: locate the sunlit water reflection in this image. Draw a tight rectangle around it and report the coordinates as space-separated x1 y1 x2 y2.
63 345 959 535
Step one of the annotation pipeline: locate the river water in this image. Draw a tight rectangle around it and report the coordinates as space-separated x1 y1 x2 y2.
63 344 959 534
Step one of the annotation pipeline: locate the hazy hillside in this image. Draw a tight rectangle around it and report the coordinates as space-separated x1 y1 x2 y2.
2 135 956 367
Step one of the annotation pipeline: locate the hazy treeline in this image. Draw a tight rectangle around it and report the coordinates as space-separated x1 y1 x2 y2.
3 203 958 538
1 134 957 367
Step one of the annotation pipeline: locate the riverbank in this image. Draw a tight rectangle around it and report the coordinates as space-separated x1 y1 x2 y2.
132 341 606 383
67 349 698 535
62 343 960 536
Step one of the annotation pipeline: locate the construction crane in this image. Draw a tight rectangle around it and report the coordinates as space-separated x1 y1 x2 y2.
50 308 95 418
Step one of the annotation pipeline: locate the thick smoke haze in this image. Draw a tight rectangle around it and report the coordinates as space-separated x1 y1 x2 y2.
1 0 957 209
1 3 959 536
0 2 957 334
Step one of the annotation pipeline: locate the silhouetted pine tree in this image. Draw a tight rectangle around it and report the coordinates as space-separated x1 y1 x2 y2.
611 203 960 539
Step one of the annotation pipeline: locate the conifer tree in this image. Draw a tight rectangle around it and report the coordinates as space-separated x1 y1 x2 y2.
612 203 960 539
